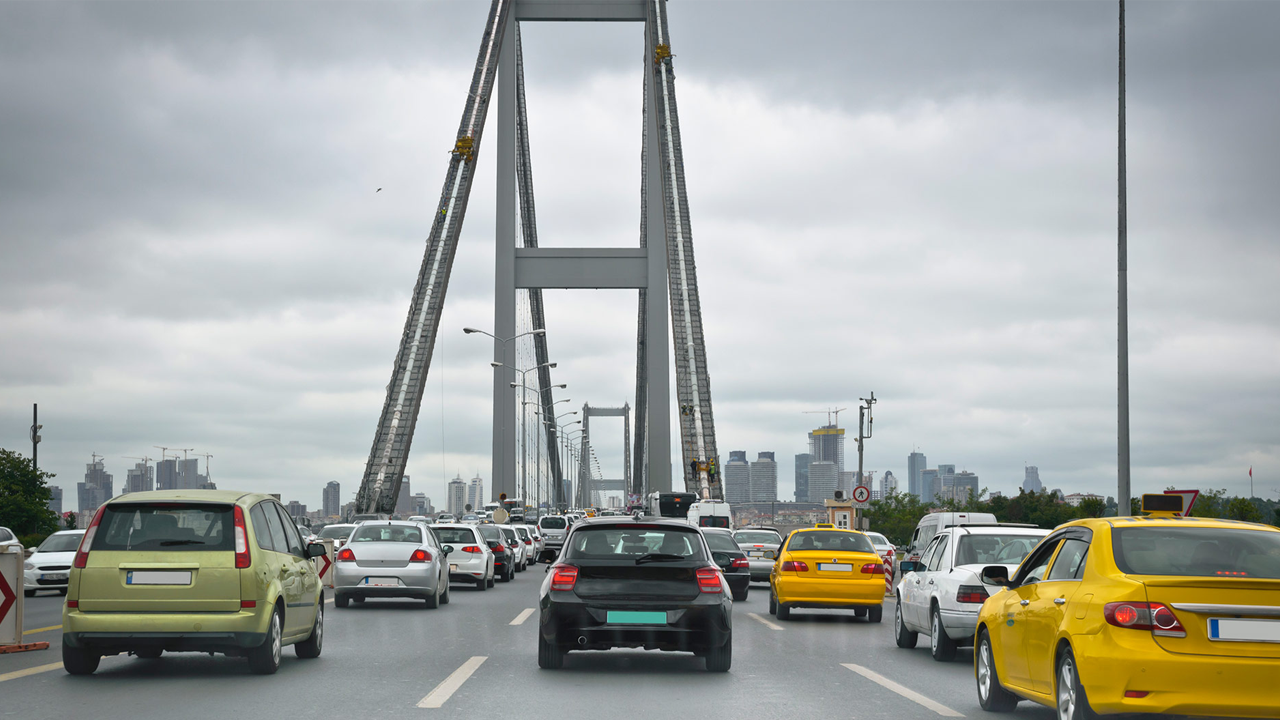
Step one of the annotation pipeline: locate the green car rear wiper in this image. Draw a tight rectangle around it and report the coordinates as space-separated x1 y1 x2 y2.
635 553 686 565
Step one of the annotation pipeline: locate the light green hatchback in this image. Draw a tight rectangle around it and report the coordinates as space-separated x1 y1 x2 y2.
62 490 325 675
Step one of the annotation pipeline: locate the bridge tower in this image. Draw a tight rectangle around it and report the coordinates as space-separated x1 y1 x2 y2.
354 0 720 515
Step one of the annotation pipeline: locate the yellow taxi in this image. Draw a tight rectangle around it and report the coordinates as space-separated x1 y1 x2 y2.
768 526 886 622
974 494 1280 719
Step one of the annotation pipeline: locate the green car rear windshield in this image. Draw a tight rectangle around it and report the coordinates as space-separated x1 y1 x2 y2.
1113 527 1280 579
94 503 235 551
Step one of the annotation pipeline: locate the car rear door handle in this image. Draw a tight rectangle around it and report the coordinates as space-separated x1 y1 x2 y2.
1054 598 1066 605
1020 599 1030 606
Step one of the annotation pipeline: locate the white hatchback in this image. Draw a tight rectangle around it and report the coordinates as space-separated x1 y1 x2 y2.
23 530 85 597
432 524 495 590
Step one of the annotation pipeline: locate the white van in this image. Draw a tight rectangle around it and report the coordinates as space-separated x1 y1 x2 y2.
905 511 997 561
686 501 733 529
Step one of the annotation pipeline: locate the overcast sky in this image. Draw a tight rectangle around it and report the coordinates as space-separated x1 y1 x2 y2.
2 1 1278 512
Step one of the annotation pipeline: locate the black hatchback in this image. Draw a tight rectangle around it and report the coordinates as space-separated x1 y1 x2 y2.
537 518 733 672
699 527 751 601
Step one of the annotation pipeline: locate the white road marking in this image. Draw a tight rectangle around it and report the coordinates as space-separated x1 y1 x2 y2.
0 662 63 683
747 612 783 630
842 663 965 717
417 656 487 709
509 608 535 626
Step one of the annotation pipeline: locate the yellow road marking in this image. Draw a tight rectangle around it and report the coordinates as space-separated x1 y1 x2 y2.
23 625 62 635
0 662 63 683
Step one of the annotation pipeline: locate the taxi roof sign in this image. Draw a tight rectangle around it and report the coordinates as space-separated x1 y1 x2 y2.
1141 493 1184 516
814 522 835 528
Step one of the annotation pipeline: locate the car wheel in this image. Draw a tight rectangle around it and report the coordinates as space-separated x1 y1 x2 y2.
295 602 323 659
931 606 958 661
59 588 68 596
975 628 1019 712
134 648 162 659
776 602 791 621
538 632 563 670
1057 646 1100 720
247 606 283 675
475 576 487 591
867 604 884 623
24 589 36 598
768 591 777 616
62 637 100 675
335 593 349 608
425 584 440 609
705 637 732 672
487 574 495 588
731 586 748 602
441 580 451 605
894 598 918 648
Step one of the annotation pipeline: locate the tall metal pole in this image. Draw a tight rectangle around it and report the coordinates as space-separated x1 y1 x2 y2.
31 403 38 472
1117 0 1132 517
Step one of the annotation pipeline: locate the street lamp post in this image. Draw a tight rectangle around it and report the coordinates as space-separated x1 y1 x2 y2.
464 327 545 498
511 379 566 510
535 408 576 513
561 427 584 510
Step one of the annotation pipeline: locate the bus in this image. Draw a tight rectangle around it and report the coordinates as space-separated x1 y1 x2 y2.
646 491 697 519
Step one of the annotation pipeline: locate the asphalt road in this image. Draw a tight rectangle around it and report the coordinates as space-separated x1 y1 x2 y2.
1 577 1059 720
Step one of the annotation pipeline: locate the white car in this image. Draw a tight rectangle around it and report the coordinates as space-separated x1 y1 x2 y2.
512 525 539 565
536 515 569 560
23 530 85 597
436 513 457 523
894 524 1048 661
0 526 18 553
498 525 528 571
316 523 357 548
863 530 897 579
432 524 495 590
517 524 544 559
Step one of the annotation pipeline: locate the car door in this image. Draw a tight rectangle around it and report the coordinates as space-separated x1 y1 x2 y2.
248 501 285 603
923 533 950 613
1023 534 1090 692
268 503 310 636
996 535 1064 690
906 537 941 628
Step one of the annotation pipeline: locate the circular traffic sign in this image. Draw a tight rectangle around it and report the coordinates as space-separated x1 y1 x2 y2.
852 485 871 503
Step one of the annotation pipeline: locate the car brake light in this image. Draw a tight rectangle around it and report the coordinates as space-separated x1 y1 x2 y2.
731 558 749 569
66 600 78 608
233 505 251 569
410 549 432 563
241 600 257 609
780 561 809 572
861 563 885 575
1124 691 1149 698
461 545 483 554
524 539 532 545
886 548 895 557
73 505 107 569
550 564 578 591
337 547 355 562
956 585 989 603
696 567 723 593
1104 602 1186 637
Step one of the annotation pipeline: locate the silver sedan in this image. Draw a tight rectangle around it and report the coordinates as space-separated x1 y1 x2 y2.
733 529 783 582
333 521 450 608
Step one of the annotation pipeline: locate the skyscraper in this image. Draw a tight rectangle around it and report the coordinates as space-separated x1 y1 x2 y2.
156 458 179 491
808 425 846 472
177 458 207 490
467 474 484 510
48 485 63 515
937 464 955 476
838 471 855 498
396 476 413 516
1022 466 1043 493
881 470 898 497
78 457 113 516
807 461 838 502
446 475 466 515
749 452 777 502
724 451 750 504
907 452 926 498
125 462 154 494
794 453 812 502
920 468 940 504
323 481 341 518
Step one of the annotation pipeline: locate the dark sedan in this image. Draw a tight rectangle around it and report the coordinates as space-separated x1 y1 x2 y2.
538 517 733 672
477 524 515 582
700 527 751 601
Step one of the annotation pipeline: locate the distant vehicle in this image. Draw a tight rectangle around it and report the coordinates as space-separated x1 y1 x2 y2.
863 530 897 578
483 501 501 515
316 523 356 548
0 526 19 554
477 524 514 582
686 501 733 529
61 490 324 675
646 491 696 519
769 528 886 623
333 521 450 608
906 511 998 562
512 525 536 566
460 513 480 524
895 524 1048 661
599 510 618 517
23 530 85 596
498 525 527 572
701 527 751 601
537 515 569 561
350 513 390 523
436 513 457 523
432 524 495 590
732 528 783 582
407 515 430 525
538 517 733 671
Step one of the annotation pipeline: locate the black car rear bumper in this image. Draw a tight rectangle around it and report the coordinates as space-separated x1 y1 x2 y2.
540 599 731 655
66 631 266 655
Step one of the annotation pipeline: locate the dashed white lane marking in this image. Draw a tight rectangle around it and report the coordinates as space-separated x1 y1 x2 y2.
842 663 965 717
0 662 64 683
509 608 535 626
747 612 783 630
417 656 487 709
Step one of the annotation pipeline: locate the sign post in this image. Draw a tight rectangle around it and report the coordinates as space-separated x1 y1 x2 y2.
314 538 335 589
0 544 50 654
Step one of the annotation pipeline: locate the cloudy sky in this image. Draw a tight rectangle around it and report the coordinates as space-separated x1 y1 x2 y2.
2 1 1278 512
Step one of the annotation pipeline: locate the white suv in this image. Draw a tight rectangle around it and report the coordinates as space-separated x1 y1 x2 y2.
536 515 568 561
894 524 1048 661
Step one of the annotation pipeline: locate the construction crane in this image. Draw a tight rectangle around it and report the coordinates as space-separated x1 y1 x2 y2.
195 453 213 479
803 408 848 427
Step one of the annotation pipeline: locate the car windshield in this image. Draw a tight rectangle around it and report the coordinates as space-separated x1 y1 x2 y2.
734 531 781 545
702 532 740 552
1113 527 1280 579
865 532 890 546
318 526 351 539
94 503 234 551
787 531 876 554
565 526 706 561
434 527 477 544
513 527 530 539
540 517 566 529
349 525 423 544
38 533 84 552
955 534 1045 565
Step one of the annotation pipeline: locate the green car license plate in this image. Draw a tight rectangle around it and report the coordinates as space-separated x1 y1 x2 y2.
607 611 666 625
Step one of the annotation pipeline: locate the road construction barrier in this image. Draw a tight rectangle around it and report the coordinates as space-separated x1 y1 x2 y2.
0 543 50 654
313 538 335 588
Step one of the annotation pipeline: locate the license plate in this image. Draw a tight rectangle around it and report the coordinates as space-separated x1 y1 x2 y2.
1209 617 1280 643
748 552 763 557
362 577 400 587
607 611 667 625
817 563 853 572
450 564 458 572
41 573 68 581
126 570 192 585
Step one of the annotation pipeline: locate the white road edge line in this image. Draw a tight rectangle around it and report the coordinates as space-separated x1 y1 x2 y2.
842 663 965 717
510 608 535 626
747 612 783 630
417 656 487 709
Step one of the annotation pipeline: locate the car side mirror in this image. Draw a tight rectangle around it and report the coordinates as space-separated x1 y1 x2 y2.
306 543 326 558
898 560 921 574
981 565 1013 587
442 546 452 555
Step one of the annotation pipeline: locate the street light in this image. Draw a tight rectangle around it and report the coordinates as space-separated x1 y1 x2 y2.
511 378 567 508
464 327 549 498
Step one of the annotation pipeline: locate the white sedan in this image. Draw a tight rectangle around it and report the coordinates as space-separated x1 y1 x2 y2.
23 530 85 596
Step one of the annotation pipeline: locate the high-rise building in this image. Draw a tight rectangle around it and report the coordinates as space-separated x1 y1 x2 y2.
411 493 430 515
807 461 838 502
395 476 413 516
881 470 898 497
467 475 484 511
78 457 113 516
48 485 63 515
946 471 979 501
907 452 927 498
794 453 812 502
838 471 855 498
446 475 466 516
1022 466 1043 494
808 425 846 473
285 501 306 519
920 468 940 504
323 481 341 518
125 462 155 494
938 464 956 476
156 458 179 491
724 451 750 504
749 452 777 502
177 458 208 490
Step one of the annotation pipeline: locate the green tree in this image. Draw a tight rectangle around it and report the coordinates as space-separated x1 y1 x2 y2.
864 491 931 546
1078 497 1106 518
1182 488 1227 518
1225 496 1263 523
0 448 59 535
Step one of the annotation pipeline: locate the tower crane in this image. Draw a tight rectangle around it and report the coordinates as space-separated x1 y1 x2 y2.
803 407 848 427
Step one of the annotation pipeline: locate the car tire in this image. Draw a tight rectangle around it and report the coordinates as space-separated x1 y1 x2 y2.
894 598 918 648
441 580 451 605
487 574 495 588
247 606 283 675
335 594 349 608
294 602 323 659
768 591 777 616
475 576 487 591
930 606 958 661
59 588 68 596
62 637 100 675
731 586 748 602
776 602 791 621
867 604 884 623
976 628 1019 712
1057 646 1100 720
538 632 564 670
425 584 440 609
25 589 37 598
134 648 162 659
705 637 732 673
